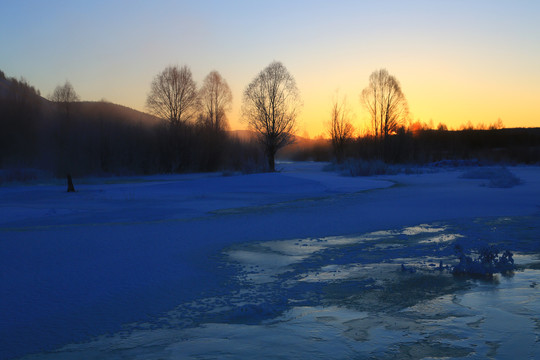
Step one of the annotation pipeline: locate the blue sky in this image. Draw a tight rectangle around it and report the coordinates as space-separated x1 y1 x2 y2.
2 0 539 135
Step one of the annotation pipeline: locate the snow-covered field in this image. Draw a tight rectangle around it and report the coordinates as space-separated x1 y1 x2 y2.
1 162 539 359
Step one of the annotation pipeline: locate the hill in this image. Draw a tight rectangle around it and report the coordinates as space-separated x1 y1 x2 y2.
75 101 162 126
0 70 161 126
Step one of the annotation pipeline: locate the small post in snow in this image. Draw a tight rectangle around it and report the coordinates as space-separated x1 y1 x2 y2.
67 174 75 192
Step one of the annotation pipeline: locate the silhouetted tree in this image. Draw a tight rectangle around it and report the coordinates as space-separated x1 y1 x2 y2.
48 81 80 175
146 65 198 126
437 122 448 131
327 93 354 163
49 81 79 117
489 118 504 130
242 61 302 171
198 70 232 132
360 69 408 140
145 65 200 172
194 71 234 171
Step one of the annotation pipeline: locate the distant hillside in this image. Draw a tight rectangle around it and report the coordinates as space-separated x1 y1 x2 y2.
76 101 162 126
0 72 166 175
0 71 161 126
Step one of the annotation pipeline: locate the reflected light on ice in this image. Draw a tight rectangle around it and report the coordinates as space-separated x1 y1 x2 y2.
401 224 446 236
19 217 540 359
419 233 463 244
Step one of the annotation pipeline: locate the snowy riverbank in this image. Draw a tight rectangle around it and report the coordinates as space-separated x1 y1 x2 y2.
1 162 539 359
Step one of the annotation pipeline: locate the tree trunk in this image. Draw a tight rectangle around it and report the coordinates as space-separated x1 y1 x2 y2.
268 152 275 172
67 174 75 192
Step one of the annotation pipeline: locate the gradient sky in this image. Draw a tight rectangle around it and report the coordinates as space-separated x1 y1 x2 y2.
2 0 539 136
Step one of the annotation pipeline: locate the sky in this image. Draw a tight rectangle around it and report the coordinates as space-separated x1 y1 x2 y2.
2 0 539 137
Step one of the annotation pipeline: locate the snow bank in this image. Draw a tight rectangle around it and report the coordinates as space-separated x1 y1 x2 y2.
461 166 522 188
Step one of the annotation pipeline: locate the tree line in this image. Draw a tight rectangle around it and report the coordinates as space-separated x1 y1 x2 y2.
1 64 412 177
0 68 266 178
0 61 307 177
322 68 539 165
1 62 537 181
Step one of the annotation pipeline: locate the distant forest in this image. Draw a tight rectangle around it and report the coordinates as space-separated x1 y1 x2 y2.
288 127 540 165
1 69 539 182
0 70 264 179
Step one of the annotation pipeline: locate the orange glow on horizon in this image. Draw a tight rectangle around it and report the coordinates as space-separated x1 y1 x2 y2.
226 64 540 139
4 1 539 139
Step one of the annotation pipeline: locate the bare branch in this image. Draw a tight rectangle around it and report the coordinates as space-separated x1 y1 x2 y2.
146 65 198 126
360 69 409 140
327 92 354 163
198 70 233 132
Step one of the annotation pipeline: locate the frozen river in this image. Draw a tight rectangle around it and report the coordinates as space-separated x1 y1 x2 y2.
1 163 539 359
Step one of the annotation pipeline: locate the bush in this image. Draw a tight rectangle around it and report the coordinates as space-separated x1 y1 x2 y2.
452 244 515 276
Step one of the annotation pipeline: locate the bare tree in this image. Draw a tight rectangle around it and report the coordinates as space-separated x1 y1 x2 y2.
242 61 302 171
146 65 198 126
489 118 504 130
198 70 232 132
49 81 80 116
48 81 81 175
360 69 408 140
327 93 354 163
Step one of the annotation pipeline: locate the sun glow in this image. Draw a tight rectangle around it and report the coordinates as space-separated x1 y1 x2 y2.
2 1 539 138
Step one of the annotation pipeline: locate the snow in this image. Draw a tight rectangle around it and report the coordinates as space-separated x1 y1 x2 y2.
1 162 539 359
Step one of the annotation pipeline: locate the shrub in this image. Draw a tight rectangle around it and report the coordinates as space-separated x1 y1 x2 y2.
452 244 515 276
